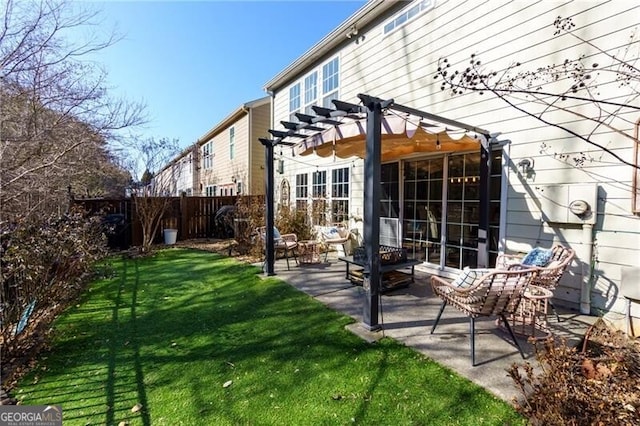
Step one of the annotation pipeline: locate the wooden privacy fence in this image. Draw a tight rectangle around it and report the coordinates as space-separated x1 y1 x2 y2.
72 195 263 248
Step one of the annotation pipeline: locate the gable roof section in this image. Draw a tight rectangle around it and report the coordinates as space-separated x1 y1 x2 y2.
263 0 398 93
197 96 270 145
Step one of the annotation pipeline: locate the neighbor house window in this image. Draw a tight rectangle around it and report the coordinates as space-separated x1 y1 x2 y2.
331 167 349 223
236 181 242 195
229 127 235 160
289 83 301 122
205 185 216 196
383 0 434 35
322 57 339 108
202 141 213 170
303 71 317 115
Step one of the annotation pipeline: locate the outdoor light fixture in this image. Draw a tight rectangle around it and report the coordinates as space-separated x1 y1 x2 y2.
518 158 534 174
436 134 441 150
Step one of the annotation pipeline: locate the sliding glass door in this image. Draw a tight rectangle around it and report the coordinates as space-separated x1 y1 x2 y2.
401 151 502 269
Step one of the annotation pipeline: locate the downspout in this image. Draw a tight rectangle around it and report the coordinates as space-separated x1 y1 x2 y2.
246 105 252 194
580 221 595 315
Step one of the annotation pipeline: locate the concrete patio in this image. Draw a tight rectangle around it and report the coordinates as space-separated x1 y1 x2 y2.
259 254 597 403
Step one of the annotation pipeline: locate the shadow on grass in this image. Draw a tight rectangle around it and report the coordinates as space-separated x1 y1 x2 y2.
16 249 522 425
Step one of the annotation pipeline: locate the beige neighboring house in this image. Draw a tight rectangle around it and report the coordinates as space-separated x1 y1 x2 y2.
264 1 640 329
197 96 270 196
153 144 199 196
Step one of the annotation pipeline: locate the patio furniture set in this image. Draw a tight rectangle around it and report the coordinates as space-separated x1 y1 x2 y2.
258 225 575 365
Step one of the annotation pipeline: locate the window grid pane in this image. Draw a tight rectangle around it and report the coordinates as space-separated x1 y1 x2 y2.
312 171 326 198
295 173 308 199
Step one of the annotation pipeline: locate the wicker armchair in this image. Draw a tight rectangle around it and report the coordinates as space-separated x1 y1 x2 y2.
318 224 351 261
496 244 575 321
430 266 538 366
257 227 298 271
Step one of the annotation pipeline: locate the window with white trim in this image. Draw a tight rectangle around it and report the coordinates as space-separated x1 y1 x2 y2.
303 71 317 115
236 181 242 195
331 167 349 223
383 0 434 35
311 170 327 226
289 83 301 122
229 127 235 160
322 57 339 108
312 170 326 198
205 185 216 196
295 173 308 212
202 141 213 170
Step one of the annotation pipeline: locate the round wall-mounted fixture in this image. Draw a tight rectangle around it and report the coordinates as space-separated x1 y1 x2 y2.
569 199 590 216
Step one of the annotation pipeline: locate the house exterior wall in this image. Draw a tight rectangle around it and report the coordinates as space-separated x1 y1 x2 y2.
267 0 640 324
249 101 271 195
154 147 196 196
198 97 271 196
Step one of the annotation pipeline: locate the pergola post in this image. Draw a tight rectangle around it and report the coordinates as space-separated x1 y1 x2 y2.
260 138 276 276
360 95 383 331
477 134 492 268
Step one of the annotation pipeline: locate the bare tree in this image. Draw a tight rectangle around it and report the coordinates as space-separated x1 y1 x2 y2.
0 0 146 220
434 16 640 172
125 136 180 254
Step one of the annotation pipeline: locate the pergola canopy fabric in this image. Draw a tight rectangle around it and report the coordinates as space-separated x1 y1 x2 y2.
292 113 486 161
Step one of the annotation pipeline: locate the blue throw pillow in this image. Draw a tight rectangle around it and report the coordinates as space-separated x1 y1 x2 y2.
521 247 553 267
451 268 491 288
273 227 281 240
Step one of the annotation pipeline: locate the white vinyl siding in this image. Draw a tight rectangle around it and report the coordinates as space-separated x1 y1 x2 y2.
270 0 640 316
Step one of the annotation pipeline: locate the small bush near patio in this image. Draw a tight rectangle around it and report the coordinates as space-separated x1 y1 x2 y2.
509 321 640 425
13 249 523 425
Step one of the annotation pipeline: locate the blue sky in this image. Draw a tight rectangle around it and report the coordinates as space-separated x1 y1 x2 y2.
82 0 366 150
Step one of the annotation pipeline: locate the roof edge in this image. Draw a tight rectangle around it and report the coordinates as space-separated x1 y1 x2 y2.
263 0 398 93
197 96 270 144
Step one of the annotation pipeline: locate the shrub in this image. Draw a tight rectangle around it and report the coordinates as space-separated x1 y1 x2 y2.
275 204 314 240
508 320 640 425
0 209 109 386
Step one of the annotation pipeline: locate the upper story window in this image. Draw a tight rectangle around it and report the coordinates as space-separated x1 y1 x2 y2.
383 0 435 35
322 57 339 108
202 141 213 170
288 57 339 120
229 127 235 160
303 72 317 115
289 83 301 122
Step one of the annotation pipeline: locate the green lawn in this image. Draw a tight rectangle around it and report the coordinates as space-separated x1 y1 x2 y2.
14 248 524 425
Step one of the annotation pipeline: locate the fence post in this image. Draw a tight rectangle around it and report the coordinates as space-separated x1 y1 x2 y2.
180 192 189 241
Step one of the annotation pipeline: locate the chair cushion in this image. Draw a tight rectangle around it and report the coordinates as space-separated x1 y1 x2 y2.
452 268 491 288
322 227 340 240
521 247 553 267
